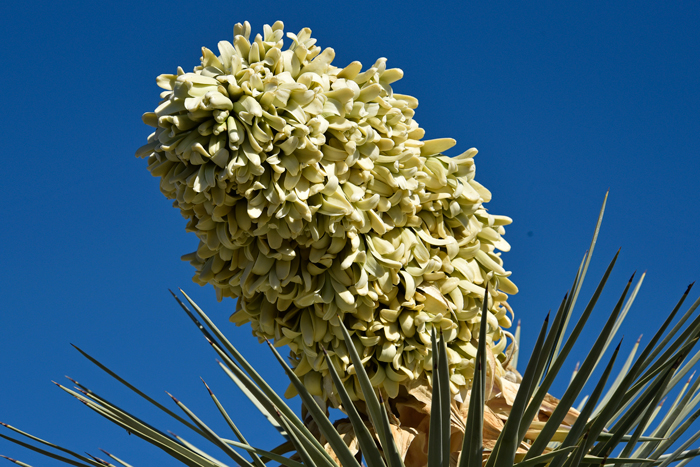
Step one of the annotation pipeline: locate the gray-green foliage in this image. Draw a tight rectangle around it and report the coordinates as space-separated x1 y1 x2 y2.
2 199 700 466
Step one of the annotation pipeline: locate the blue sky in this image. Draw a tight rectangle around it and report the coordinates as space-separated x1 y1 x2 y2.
1 1 699 465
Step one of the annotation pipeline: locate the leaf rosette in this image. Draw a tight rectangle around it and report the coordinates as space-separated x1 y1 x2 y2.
137 21 517 404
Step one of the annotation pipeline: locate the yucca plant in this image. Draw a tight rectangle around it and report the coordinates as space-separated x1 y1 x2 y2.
2 198 700 466
3 20 700 467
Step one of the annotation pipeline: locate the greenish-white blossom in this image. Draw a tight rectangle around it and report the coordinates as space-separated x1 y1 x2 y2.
137 21 517 404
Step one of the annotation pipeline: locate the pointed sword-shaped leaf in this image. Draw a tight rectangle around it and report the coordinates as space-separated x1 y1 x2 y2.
167 391 254 467
639 285 698 371
524 272 634 460
0 433 93 467
54 382 217 467
176 291 314 441
437 332 451 467
168 432 233 467
0 423 105 467
551 191 608 363
336 319 404 467
200 379 266 467
520 251 619 443
275 410 337 467
215 360 287 438
321 346 387 467
266 340 361 467
70 345 204 436
427 329 448 467
221 439 305 467
548 340 622 467
97 449 133 467
592 351 687 458
485 313 550 467
458 285 489 467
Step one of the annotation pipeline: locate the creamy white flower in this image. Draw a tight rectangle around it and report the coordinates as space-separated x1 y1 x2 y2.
138 21 517 403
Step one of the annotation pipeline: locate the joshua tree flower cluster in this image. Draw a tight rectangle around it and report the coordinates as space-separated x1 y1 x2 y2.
137 21 517 404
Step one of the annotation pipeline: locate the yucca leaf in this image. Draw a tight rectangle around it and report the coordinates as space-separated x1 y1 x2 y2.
428 329 441 467
81 403 215 467
655 446 700 466
611 336 700 428
0 422 104 467
70 345 204 437
595 433 666 442
593 335 642 419
520 250 620 441
211 342 332 461
517 294 570 443
580 455 655 464
87 454 117 466
552 249 620 371
524 273 633 460
200 379 266 467
668 347 700 390
458 286 488 467
175 291 315 445
170 290 220 345
592 350 684 459
378 393 407 467
636 401 664 446
266 340 361 467
599 377 674 457
589 284 699 425
561 431 589 467
551 191 607 364
374 395 405 466
0 434 92 467
54 382 215 467
568 362 580 388
486 313 550 467
620 357 672 458
627 339 699 402
282 414 338 467
548 340 622 467
546 276 579 382
85 453 116 467
648 407 700 464
169 432 233 467
437 332 451 467
508 446 575 467
578 340 695 461
599 273 645 361
0 454 34 467
639 285 698 371
657 434 700 467
98 450 134 467
215 360 286 438
639 300 700 385
669 384 700 435
274 412 329 467
428 329 447 467
167 392 254 467
336 319 404 467
321 347 387 467
221 439 305 467
57 379 199 454
268 440 294 457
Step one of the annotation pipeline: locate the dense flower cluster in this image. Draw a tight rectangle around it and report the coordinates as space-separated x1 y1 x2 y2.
137 21 517 404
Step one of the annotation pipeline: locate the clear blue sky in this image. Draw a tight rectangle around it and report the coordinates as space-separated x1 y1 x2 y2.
1 1 699 465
